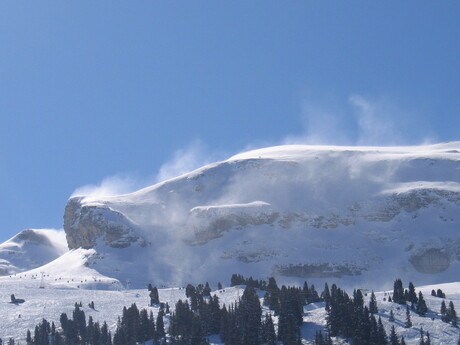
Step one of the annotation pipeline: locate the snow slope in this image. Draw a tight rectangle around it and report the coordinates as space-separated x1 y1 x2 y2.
61 142 460 289
0 229 68 276
0 273 459 345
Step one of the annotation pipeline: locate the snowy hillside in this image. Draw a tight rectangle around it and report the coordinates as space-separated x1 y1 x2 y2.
0 274 459 345
61 142 460 289
0 229 68 276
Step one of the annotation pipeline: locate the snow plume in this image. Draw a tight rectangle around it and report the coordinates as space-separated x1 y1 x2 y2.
285 94 435 146
284 97 352 145
350 95 406 146
71 174 142 200
155 140 223 183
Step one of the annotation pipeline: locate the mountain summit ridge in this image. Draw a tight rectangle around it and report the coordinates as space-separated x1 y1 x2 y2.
56 143 460 288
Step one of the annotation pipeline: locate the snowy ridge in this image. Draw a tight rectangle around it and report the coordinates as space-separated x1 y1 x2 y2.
0 229 68 275
57 142 460 289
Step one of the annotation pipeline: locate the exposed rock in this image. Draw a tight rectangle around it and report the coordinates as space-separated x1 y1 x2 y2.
409 248 451 274
64 198 145 249
274 262 363 278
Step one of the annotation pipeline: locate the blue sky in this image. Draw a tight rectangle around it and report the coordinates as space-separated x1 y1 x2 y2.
1 1 459 242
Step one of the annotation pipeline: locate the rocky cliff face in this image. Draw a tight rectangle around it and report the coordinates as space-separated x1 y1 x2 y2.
62 144 460 287
64 198 146 249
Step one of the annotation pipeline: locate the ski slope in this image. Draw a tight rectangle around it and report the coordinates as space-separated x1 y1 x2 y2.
0 274 459 345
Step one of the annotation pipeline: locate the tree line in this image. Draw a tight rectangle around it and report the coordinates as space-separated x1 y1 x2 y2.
4 275 459 345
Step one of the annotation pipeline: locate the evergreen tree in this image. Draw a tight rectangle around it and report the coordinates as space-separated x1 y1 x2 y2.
437 289 446 298
87 316 95 345
377 316 388 345
150 287 160 305
389 310 395 322
425 331 431 345
441 300 447 321
417 292 428 316
238 286 262 345
315 331 324 345
263 277 280 314
203 282 212 297
322 283 331 304
100 322 110 345
217 282 223 290
419 327 425 345
369 314 379 345
369 291 378 314
26 330 32 345
138 309 150 343
400 336 407 345
408 282 418 305
449 301 458 327
393 279 405 304
148 311 156 341
262 314 276 345
389 325 399 345
156 309 165 339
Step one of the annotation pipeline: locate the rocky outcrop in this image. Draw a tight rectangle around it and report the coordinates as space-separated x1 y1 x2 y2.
409 248 451 274
64 198 145 249
274 262 364 278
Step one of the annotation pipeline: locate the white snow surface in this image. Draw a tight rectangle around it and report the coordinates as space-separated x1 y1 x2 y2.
0 273 459 345
58 142 460 289
1 143 460 343
0 229 68 275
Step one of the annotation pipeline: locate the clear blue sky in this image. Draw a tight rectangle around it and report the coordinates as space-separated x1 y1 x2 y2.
1 1 459 242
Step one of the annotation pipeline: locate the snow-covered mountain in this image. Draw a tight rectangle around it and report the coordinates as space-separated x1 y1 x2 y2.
58 142 460 289
0 229 68 275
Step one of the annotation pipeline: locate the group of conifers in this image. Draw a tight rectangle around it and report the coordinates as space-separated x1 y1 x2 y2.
2 276 459 345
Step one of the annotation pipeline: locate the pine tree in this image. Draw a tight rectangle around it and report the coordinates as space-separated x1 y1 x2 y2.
389 325 399 345
369 314 379 345
408 282 418 305
322 283 331 304
425 331 431 345
417 292 428 316
150 287 160 305
262 314 276 345
449 301 458 327
315 331 324 345
156 309 165 339
26 330 32 345
264 277 280 314
400 336 407 345
369 291 378 314
393 279 405 304
419 327 425 345
405 306 412 328
203 282 212 297
217 282 223 290
441 300 447 321
239 286 262 345
101 322 110 345
389 310 395 322
377 316 388 345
